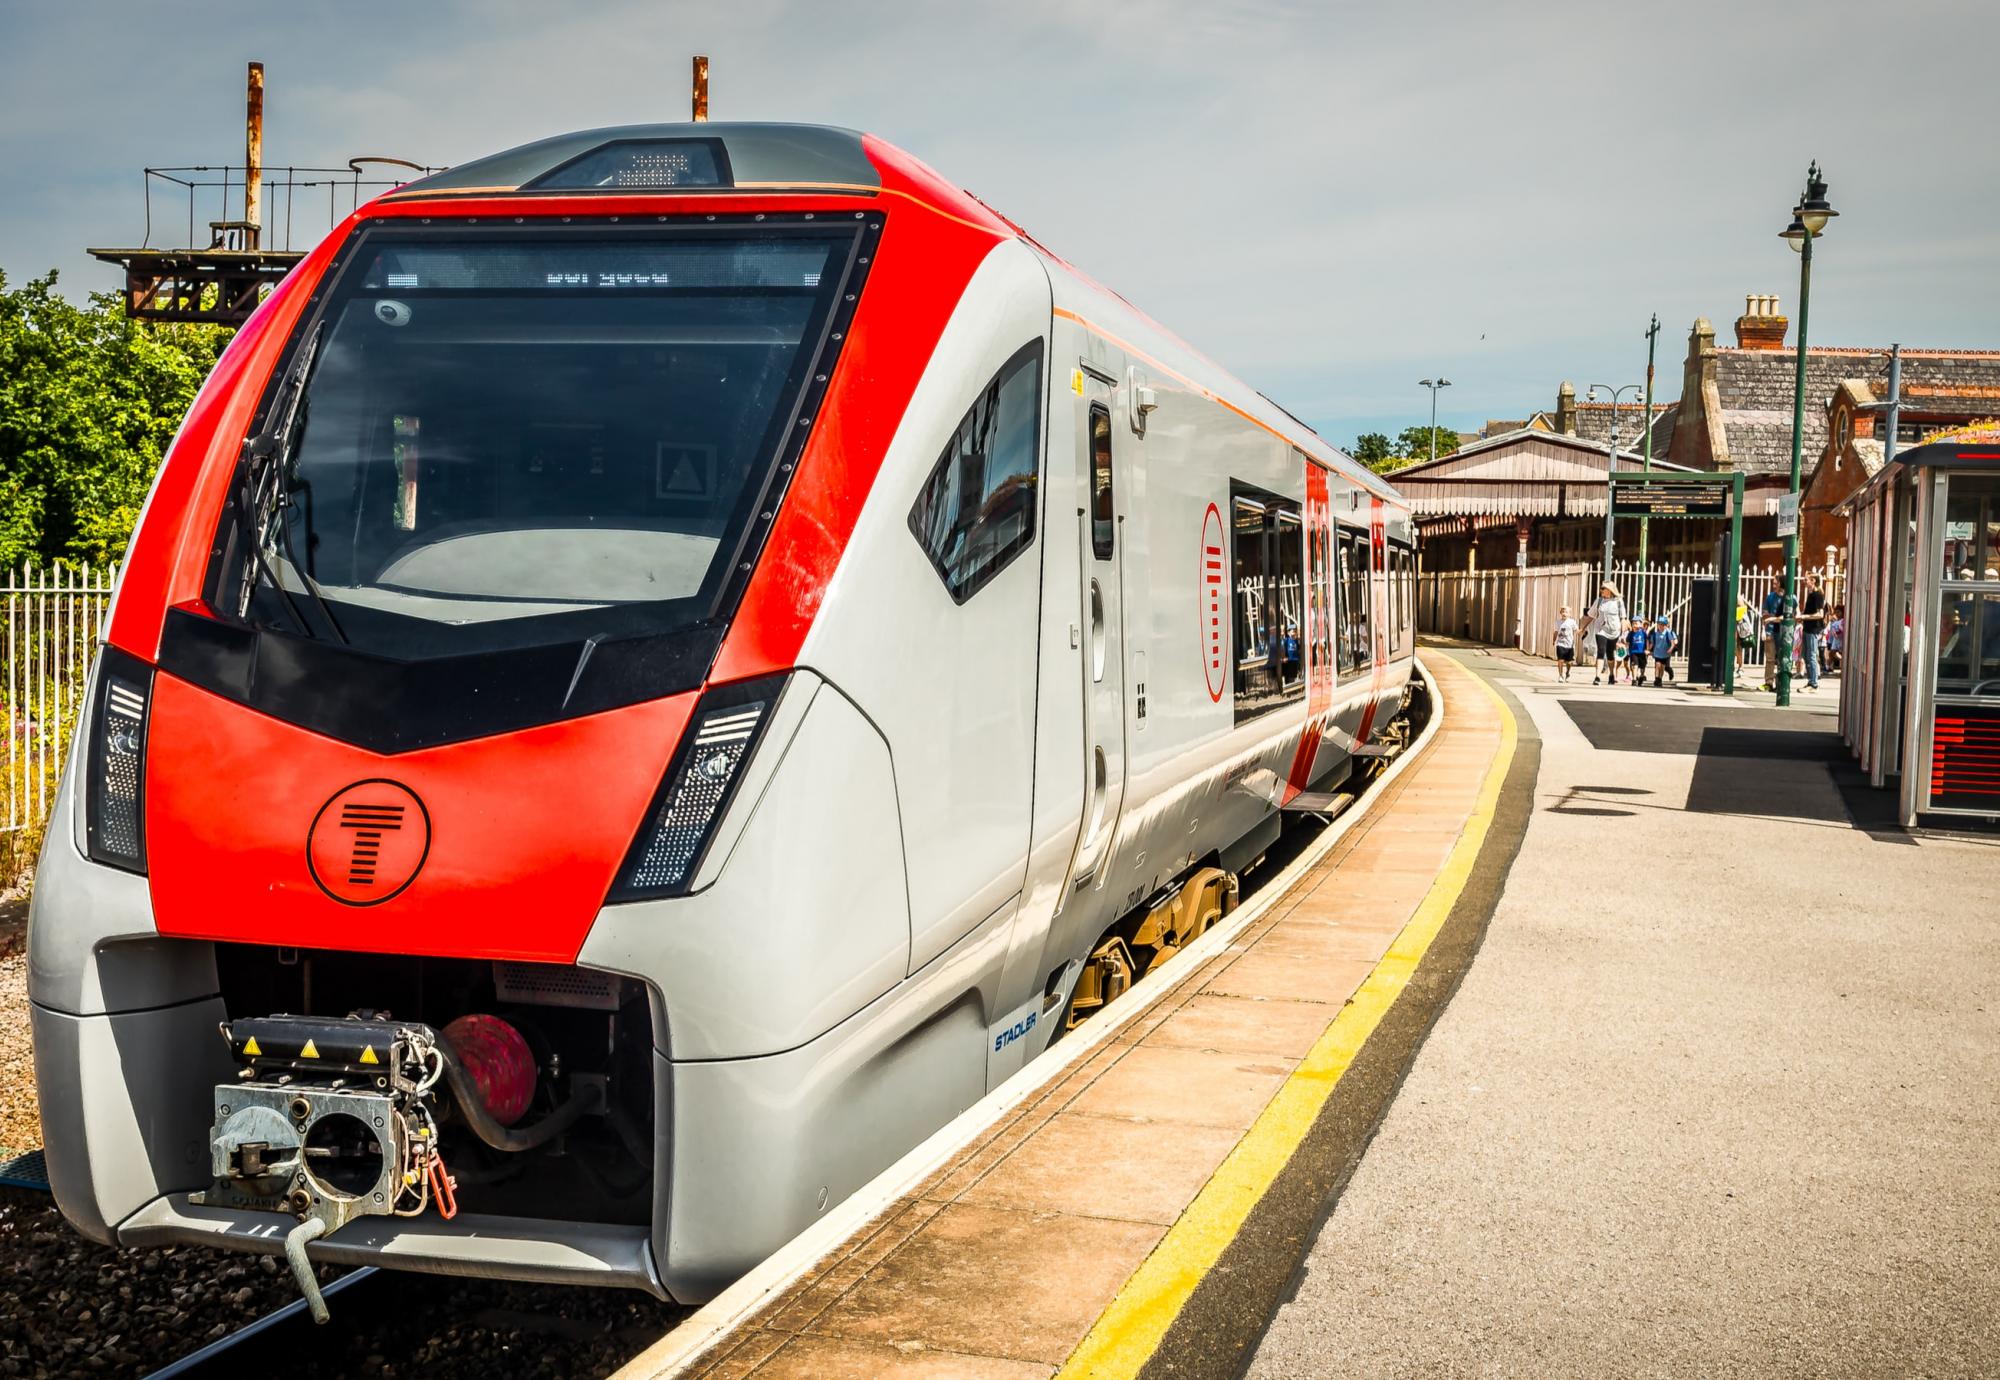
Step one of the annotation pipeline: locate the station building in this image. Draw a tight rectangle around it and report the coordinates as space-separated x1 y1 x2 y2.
1407 296 2000 581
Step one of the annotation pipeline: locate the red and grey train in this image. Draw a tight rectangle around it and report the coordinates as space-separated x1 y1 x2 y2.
31 123 1416 1307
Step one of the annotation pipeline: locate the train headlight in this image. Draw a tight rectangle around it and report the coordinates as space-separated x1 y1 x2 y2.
84 646 154 873
609 677 784 900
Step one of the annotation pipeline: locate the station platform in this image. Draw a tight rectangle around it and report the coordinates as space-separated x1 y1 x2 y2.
615 652 1527 1380
1249 648 2000 1378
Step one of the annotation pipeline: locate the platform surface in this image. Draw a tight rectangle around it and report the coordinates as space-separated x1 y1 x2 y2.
1250 649 2000 1378
618 653 1515 1380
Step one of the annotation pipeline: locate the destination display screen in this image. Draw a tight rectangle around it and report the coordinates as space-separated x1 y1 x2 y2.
1612 482 1731 518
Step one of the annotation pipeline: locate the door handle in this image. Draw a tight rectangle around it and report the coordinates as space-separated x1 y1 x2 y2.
1090 579 1107 683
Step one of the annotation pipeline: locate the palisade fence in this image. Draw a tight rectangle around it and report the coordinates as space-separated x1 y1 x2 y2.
1421 560 1846 666
5 564 118 839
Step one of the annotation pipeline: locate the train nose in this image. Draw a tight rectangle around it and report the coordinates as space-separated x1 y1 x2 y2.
136 671 697 963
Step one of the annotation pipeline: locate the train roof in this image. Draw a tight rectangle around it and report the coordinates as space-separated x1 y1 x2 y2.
384 122 1402 506
389 122 880 197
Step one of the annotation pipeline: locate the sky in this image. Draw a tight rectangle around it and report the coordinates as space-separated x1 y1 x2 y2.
3 0 1996 446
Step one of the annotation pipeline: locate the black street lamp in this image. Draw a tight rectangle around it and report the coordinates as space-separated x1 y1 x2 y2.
1775 162 1837 707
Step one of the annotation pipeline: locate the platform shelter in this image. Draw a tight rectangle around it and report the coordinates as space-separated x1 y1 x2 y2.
1842 438 2000 824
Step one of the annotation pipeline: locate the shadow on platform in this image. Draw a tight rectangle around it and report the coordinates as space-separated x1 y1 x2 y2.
1558 701 1907 838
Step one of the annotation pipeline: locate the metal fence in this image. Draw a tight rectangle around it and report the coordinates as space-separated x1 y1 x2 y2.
1422 560 1846 667
4 564 116 835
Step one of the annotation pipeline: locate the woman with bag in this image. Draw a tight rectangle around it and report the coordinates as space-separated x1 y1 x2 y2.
1589 582 1628 686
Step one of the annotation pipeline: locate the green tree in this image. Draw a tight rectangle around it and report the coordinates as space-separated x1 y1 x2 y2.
1394 425 1460 464
1352 432 1393 470
0 270 232 567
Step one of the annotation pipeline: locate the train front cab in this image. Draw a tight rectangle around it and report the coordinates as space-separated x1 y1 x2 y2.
1842 439 2000 824
27 127 1058 1303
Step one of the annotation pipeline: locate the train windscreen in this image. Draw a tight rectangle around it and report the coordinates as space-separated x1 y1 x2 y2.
224 226 854 661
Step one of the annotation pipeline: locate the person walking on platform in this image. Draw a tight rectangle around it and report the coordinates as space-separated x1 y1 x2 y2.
1589 583 1627 687
1649 616 1677 686
1798 573 1827 691
1761 585 1788 690
1826 603 1846 672
1553 606 1579 681
1735 596 1757 680
1626 616 1650 686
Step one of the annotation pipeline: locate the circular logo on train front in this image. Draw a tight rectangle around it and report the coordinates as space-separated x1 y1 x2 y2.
307 780 431 906
1200 502 1227 703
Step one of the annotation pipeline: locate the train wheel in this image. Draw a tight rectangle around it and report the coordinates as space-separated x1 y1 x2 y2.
1064 935 1137 1032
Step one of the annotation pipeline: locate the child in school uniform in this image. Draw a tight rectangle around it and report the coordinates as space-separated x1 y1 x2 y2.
1553 606 1579 681
1625 617 1650 686
1649 616 1677 686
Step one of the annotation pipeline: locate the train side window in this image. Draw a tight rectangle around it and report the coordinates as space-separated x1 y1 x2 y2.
1337 529 1373 675
1090 403 1115 560
1231 482 1305 723
908 342 1044 604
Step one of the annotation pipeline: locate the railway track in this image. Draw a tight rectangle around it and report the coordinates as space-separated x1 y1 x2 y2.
0 1151 682 1380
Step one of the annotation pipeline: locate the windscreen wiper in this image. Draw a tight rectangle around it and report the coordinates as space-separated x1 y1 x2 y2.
233 324 348 644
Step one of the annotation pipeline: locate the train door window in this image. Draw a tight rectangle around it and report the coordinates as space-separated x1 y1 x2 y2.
1337 528 1373 675
1308 518 1334 688
1389 541 1414 653
1090 403 1115 559
1407 548 1417 644
1230 482 1305 723
908 342 1044 603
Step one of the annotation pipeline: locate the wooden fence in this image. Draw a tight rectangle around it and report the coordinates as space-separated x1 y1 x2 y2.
4 564 117 835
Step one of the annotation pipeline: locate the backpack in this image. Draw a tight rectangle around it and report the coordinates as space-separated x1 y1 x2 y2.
1736 608 1756 641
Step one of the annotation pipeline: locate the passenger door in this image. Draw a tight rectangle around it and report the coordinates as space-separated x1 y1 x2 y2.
1067 372 1128 894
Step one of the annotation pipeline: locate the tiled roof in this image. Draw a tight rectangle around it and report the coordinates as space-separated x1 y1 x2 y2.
1714 348 2000 475
1570 400 1678 459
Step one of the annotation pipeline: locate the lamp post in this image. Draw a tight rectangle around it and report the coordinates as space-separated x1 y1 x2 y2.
1418 377 1452 462
1775 162 1837 708
1640 313 1661 577
1588 382 1644 584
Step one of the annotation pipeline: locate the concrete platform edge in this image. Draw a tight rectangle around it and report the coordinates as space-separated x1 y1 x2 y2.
1059 651 1533 1380
1143 651 1539 1380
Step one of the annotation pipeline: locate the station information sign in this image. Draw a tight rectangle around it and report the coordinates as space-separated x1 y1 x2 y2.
1612 482 1731 518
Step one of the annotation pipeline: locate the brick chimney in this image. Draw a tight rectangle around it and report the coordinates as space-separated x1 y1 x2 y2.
1734 293 1789 350
1556 380 1576 435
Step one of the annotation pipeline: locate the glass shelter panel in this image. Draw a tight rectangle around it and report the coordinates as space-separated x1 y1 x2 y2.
1941 474 2000 581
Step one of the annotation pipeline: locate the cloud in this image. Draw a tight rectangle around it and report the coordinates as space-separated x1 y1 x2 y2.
3 0 1994 443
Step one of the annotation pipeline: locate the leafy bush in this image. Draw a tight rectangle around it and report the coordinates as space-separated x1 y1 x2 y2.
0 270 232 566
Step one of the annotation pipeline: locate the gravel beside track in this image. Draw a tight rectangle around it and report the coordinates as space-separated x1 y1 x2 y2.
1 901 38 1153
1 1187 684 1378
1 1188 314 1377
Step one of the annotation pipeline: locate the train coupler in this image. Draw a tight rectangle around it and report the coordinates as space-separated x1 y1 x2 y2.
193 1013 454 1319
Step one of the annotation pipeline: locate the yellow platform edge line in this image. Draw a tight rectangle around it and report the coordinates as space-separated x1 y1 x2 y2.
1055 663 1518 1380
